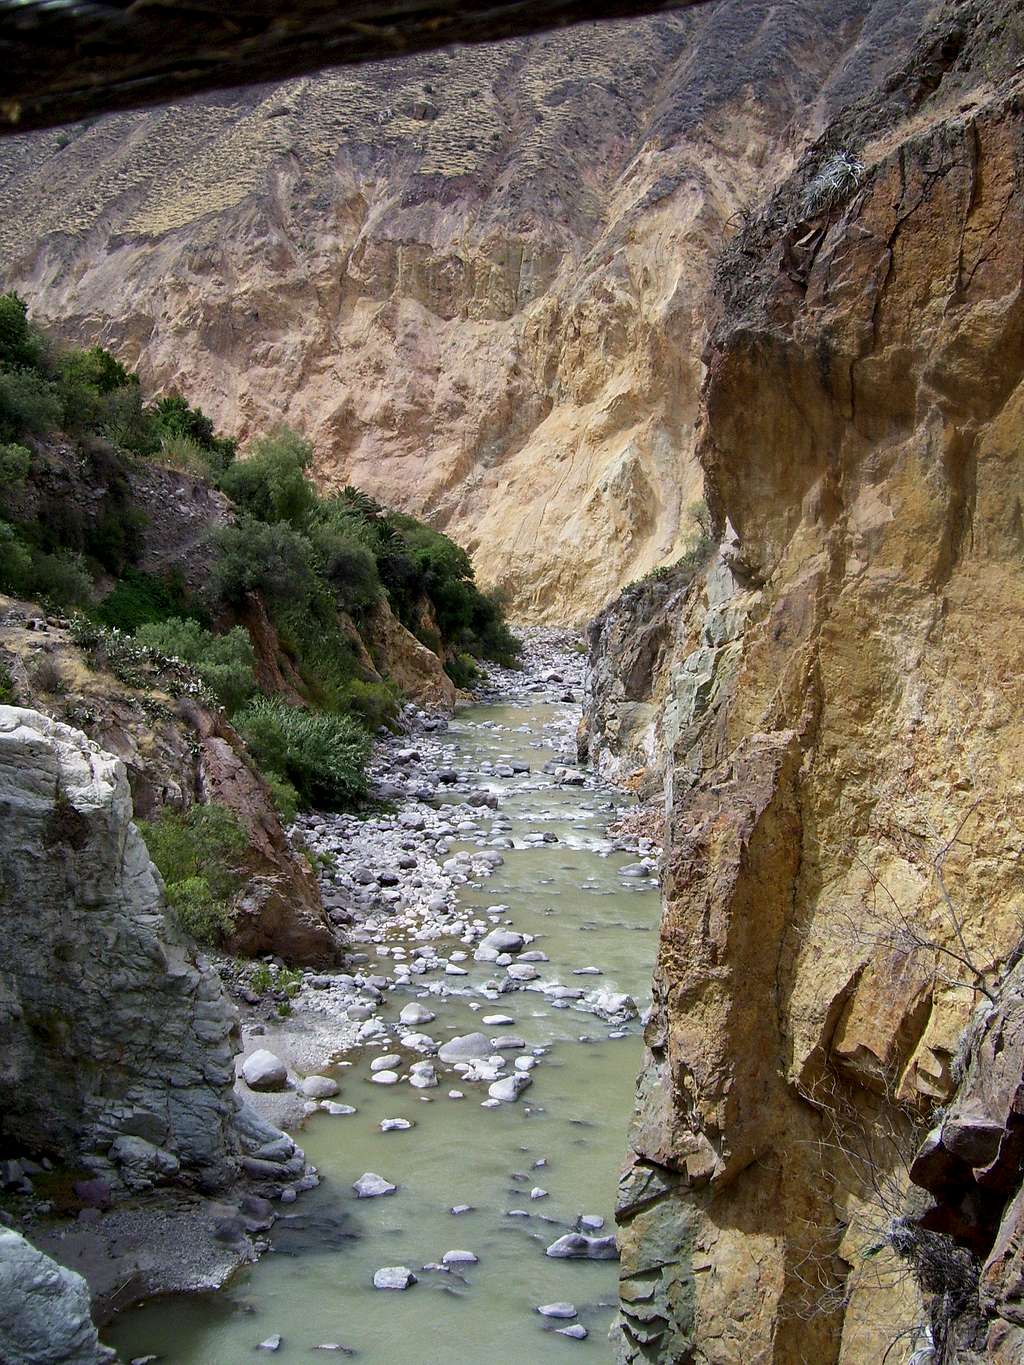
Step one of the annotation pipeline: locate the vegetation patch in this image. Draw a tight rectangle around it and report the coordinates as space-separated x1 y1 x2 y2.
234 697 372 812
138 803 247 945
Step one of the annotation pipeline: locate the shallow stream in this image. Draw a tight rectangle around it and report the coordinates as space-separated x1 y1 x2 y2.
105 689 658 1364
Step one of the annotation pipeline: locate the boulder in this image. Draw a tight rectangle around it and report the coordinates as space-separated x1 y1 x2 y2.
437 1033 492 1063
242 1050 289 1092
0 1227 116 1364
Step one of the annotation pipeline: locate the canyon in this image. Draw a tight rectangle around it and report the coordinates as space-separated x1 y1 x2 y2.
0 0 931 621
3 0 1024 1362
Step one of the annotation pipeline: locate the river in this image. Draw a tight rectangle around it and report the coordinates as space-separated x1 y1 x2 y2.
105 637 659 1363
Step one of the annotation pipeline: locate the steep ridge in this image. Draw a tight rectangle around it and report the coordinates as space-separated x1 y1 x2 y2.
581 2 1024 1359
0 1 932 620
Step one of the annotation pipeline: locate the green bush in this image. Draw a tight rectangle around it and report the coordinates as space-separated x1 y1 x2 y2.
207 516 317 608
0 443 31 493
0 519 93 607
335 677 399 730
263 771 300 824
0 662 16 704
234 697 371 811
151 394 236 477
134 617 256 713
0 294 44 372
307 510 382 616
0 369 61 442
219 427 316 530
137 803 247 946
59 346 136 395
93 568 205 634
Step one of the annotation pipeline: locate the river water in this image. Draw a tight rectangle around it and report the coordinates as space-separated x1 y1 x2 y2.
105 676 658 1363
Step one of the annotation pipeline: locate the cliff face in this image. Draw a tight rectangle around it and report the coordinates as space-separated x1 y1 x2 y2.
0 0 932 620
0 706 242 1188
583 3 1024 1359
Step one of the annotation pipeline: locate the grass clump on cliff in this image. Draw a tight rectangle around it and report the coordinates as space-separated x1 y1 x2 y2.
138 803 247 945
233 697 371 812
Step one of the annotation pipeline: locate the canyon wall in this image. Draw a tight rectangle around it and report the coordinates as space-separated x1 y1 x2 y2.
581 2 1024 1358
0 1 932 620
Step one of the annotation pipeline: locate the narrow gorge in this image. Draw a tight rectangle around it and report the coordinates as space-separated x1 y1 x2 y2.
3 0 1024 1362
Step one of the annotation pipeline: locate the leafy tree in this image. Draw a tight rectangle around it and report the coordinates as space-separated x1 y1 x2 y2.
207 516 317 607
0 293 44 371
219 427 316 529
0 369 61 442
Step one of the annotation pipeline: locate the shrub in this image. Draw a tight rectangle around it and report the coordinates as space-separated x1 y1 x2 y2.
335 677 400 730
207 516 316 608
0 662 16 704
801 151 866 217
444 652 480 689
59 346 136 395
93 568 204 634
137 803 247 946
219 427 316 530
102 385 162 456
0 442 31 493
307 512 382 616
263 772 300 824
0 520 93 608
0 520 32 595
0 293 44 372
29 654 66 694
0 369 61 442
134 617 256 712
151 394 236 478
234 697 371 811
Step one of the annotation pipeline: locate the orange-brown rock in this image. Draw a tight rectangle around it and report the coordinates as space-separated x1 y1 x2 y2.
596 3 1024 1359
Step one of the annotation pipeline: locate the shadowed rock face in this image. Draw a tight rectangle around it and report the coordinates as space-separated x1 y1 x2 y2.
0 0 930 620
0 706 241 1191
581 1 1024 1358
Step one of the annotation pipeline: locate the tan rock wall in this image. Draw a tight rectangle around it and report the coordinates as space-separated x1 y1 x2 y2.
614 9 1024 1358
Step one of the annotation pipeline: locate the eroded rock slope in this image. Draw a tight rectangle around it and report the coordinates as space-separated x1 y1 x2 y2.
0 0 931 619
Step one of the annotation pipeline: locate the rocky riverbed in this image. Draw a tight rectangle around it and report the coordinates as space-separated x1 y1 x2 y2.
105 630 662 1363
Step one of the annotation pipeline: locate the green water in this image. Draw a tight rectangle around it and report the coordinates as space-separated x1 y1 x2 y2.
104 702 657 1364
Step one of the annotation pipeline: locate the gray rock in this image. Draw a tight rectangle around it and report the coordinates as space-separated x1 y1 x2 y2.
256 1335 282 1351
537 1303 577 1319
441 1249 478 1265
353 1172 397 1198
557 1325 588 1340
0 1226 116 1364
242 1050 289 1092
488 1074 532 1103
479 929 526 954
0 708 243 1192
373 1265 417 1290
545 1233 618 1260
399 1002 436 1026
300 1075 339 1099
437 1032 492 1064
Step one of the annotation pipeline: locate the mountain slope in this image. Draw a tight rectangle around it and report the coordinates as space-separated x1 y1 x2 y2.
0 0 932 620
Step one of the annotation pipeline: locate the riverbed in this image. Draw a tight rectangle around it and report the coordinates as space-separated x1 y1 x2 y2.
105 636 659 1363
